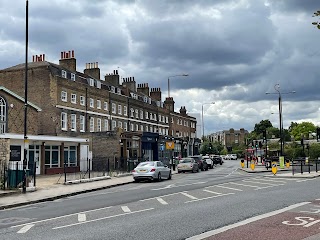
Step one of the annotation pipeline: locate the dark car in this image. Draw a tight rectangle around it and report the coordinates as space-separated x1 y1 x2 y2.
189 155 208 171
212 156 223 165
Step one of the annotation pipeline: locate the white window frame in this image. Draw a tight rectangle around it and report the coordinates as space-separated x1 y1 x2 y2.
90 98 94 108
97 100 101 109
136 124 139 131
80 115 85 132
97 118 102 132
140 125 143 132
118 104 122 115
71 93 76 104
71 114 76 131
80 96 85 106
89 78 94 86
104 102 108 111
112 120 116 130
140 110 143 119
130 108 134 117
146 125 148 132
135 109 139 119
118 121 122 129
124 106 127 116
61 112 67 130
112 103 116 114
71 73 76 81
104 119 109 131
61 91 67 102
124 122 128 131
150 126 153 132
62 70 67 78
130 123 134 131
145 111 148 119
90 117 94 132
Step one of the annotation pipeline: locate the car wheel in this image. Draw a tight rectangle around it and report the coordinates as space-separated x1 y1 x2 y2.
168 172 172 180
134 178 140 183
178 170 181 174
197 168 200 172
157 173 162 181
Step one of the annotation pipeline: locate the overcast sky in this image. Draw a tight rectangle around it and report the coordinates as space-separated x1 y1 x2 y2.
1 0 320 136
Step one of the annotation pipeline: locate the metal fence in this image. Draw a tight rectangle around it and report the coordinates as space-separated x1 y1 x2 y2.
291 158 320 175
62 157 145 183
0 161 36 190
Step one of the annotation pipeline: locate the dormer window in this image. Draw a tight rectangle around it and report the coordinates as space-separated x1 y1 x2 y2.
156 101 160 107
89 78 94 86
62 70 67 78
148 98 151 104
117 88 121 95
71 73 76 81
111 86 115 93
97 81 101 89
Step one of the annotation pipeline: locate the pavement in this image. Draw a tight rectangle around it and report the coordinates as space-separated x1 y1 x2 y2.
0 163 319 210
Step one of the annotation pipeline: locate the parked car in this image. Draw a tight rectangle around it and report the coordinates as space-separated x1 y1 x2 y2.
212 155 223 165
189 155 208 171
202 155 214 169
230 154 237 160
177 158 199 173
132 161 172 182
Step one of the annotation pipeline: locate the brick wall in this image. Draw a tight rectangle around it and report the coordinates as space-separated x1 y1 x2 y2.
0 139 10 165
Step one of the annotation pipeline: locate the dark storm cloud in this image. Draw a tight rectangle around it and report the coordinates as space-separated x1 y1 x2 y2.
267 0 320 14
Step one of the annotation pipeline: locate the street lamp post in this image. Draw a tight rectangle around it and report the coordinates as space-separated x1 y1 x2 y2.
167 74 189 98
202 102 215 142
266 84 295 156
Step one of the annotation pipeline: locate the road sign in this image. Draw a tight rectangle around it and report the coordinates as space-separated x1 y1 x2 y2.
166 142 175 150
272 162 277 175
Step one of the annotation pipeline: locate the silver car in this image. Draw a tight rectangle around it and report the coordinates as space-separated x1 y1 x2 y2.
132 161 172 182
177 158 199 173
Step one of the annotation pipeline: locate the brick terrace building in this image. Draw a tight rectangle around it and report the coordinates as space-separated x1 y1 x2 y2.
209 128 249 149
0 50 198 174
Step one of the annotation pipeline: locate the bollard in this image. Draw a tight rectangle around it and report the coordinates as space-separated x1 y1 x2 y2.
64 162 66 183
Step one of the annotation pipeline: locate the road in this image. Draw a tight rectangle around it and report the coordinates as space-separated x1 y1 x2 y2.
0 161 320 240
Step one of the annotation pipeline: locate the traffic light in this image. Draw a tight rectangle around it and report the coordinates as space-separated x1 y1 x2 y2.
263 130 267 141
259 141 263 148
301 138 304 146
317 127 320 141
255 141 258 148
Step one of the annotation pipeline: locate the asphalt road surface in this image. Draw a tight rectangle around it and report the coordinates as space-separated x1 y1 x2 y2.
1 160 319 240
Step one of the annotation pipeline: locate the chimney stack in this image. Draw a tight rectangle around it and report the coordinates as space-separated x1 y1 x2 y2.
59 50 76 72
84 62 100 80
137 83 150 96
150 87 162 101
164 97 175 112
104 69 120 86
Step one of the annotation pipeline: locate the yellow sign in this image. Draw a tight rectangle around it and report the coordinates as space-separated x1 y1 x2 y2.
166 141 175 150
250 160 255 170
271 162 277 175
286 161 290 168
240 160 245 168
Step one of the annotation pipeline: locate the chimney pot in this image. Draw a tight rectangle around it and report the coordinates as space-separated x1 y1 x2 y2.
61 52 63 59
116 70 118 75
113 70 115 74
72 50 74 58
43 54 45 61
96 62 98 68
133 77 135 81
32 55 35 62
68 51 71 58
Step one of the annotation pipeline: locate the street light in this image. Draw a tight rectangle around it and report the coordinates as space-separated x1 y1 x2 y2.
202 102 215 142
266 84 295 156
167 74 189 98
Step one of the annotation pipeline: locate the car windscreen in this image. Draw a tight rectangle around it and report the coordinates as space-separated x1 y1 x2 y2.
137 162 154 167
180 159 192 163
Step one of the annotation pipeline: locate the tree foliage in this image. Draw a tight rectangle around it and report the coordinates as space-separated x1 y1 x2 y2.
290 122 316 140
312 10 320 29
253 120 273 135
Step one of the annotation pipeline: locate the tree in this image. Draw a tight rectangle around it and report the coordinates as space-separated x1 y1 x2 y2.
253 120 273 135
312 10 320 29
290 122 316 140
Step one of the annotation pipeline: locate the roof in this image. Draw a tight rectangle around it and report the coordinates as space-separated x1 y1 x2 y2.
0 61 51 72
0 86 42 111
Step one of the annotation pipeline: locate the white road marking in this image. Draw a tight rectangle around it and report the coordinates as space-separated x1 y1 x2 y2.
181 192 198 200
52 208 154 230
186 202 310 240
224 168 239 177
17 224 34 234
242 180 284 186
156 197 168 205
140 192 182 201
214 185 243 191
185 193 235 203
296 179 316 182
151 181 206 190
228 182 261 188
253 178 287 183
203 189 223 195
264 177 297 181
11 206 113 228
78 213 86 222
121 206 131 213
